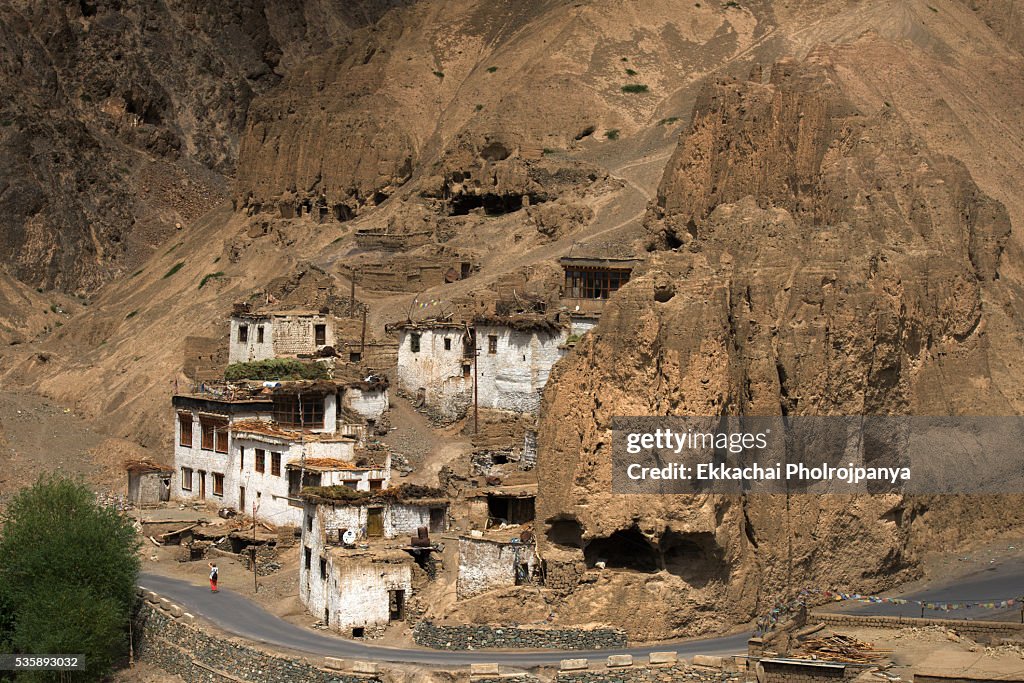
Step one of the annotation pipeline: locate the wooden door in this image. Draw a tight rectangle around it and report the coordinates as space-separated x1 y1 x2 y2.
367 508 384 538
198 471 206 500
239 486 246 511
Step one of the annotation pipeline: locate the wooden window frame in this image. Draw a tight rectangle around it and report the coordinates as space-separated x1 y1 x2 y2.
178 413 193 448
271 452 281 477
410 332 421 353
181 467 193 491
255 449 265 474
212 473 224 497
238 324 248 343
488 335 498 354
314 323 327 346
272 396 324 429
256 325 264 344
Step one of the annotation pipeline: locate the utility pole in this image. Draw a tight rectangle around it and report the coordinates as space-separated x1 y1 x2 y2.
252 501 258 593
473 339 479 434
360 306 367 358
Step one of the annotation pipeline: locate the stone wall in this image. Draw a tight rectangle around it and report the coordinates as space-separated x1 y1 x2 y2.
555 665 738 683
412 622 626 650
184 335 228 381
813 612 1024 644
136 599 375 683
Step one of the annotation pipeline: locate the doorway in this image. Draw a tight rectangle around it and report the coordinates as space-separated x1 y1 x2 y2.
389 589 405 621
367 508 384 538
198 470 206 500
429 508 445 533
239 486 246 512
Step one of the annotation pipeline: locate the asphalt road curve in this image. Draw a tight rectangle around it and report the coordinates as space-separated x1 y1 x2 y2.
138 572 751 665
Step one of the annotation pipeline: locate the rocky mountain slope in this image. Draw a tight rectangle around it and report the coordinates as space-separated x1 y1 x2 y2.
2 0 1024 640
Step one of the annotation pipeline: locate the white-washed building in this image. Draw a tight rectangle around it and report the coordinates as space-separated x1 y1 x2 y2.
171 381 390 526
457 535 537 599
393 316 568 419
229 310 335 364
298 486 449 633
393 322 473 421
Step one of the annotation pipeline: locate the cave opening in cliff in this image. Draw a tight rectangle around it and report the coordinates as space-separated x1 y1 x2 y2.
449 193 524 216
660 530 727 587
480 142 511 162
545 518 583 548
333 204 352 221
584 528 659 572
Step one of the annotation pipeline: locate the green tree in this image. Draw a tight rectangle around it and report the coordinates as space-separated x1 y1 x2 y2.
0 477 140 681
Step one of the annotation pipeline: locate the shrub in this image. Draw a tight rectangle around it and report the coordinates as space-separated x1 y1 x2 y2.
625 68 638 76
125 310 138 320
162 262 184 279
0 476 140 681
486 66 498 73
605 129 620 140
198 271 225 289
433 70 444 78
621 84 649 93
657 116 680 126
224 358 330 381
475 104 484 111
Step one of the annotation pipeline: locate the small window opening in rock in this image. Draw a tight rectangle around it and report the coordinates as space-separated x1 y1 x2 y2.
492 452 509 465
444 338 452 351
352 627 364 637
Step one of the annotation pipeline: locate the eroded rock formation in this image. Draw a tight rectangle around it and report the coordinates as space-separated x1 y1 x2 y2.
535 60 1024 640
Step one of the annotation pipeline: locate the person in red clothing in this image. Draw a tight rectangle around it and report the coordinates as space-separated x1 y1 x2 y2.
209 562 219 592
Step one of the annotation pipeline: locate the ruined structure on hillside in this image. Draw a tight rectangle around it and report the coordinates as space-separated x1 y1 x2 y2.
228 307 334 364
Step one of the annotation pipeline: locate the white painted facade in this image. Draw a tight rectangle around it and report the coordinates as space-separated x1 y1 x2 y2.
171 392 388 527
474 323 568 415
395 325 472 420
457 536 537 599
300 547 413 631
228 312 335 364
299 497 445 631
343 386 389 422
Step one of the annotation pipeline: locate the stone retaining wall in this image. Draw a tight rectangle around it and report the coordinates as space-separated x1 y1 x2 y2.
555 664 740 683
413 621 627 650
814 612 1024 644
136 599 376 683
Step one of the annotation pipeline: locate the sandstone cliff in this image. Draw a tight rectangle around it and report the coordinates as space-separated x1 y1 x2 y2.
534 59 1024 639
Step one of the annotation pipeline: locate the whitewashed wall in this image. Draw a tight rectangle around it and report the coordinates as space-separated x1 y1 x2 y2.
474 325 568 415
457 537 537 598
343 387 389 421
395 328 471 419
228 317 274 363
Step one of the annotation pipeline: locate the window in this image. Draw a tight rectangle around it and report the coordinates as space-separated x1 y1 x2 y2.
410 333 421 353
201 421 215 450
443 337 452 351
488 335 498 354
272 395 325 429
305 513 313 533
212 473 224 496
563 267 632 300
255 449 265 474
271 452 281 477
238 324 248 343
314 323 327 346
215 425 228 454
256 325 264 343
304 547 311 571
181 467 193 491
369 479 384 491
343 481 357 489
239 446 245 471
320 556 327 580
462 362 471 378
178 413 193 447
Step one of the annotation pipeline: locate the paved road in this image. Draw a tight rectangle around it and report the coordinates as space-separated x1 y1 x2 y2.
826 558 1024 622
141 556 1024 666
139 572 751 665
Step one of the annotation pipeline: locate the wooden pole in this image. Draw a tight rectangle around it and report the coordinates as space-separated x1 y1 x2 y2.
360 306 367 355
473 342 479 434
252 501 258 594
